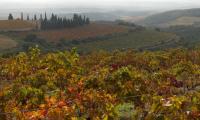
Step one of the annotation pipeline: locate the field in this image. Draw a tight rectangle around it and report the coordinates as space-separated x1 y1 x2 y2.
168 16 200 26
0 20 36 31
160 16 200 27
0 35 17 50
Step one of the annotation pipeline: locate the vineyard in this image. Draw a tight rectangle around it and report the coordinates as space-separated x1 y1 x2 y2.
0 47 200 119
14 23 128 42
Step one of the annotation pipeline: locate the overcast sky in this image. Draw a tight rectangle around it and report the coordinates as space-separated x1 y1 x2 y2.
1 0 200 11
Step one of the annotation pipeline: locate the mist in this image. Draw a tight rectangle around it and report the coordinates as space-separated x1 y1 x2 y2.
1 0 200 11
1 0 200 20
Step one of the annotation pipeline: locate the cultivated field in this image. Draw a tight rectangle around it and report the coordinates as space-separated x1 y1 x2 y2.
0 35 17 49
161 16 200 27
0 20 36 31
16 23 128 42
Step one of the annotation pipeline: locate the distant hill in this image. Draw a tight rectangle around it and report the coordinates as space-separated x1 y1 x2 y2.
137 8 200 27
59 11 152 22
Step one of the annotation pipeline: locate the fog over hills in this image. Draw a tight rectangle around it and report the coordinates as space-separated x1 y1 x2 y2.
0 0 200 21
137 8 200 27
1 0 200 10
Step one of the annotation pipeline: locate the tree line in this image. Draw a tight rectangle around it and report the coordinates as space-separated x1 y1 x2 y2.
41 13 90 30
8 13 90 30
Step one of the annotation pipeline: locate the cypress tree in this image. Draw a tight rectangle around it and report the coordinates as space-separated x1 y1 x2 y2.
8 13 14 20
27 14 30 21
40 14 43 21
40 13 90 30
34 14 37 21
44 12 47 21
86 17 90 24
21 12 24 21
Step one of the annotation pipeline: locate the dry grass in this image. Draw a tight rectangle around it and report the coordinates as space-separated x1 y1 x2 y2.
0 20 36 30
0 35 17 49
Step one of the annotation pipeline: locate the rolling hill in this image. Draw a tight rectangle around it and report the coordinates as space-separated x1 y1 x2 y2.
137 8 200 27
163 25 200 48
58 28 180 53
34 23 128 42
10 23 128 42
0 22 180 54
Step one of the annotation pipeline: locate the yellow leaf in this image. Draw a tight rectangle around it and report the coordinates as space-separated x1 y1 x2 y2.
103 115 108 120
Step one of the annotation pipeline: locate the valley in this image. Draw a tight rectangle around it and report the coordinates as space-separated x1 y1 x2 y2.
1 5 200 119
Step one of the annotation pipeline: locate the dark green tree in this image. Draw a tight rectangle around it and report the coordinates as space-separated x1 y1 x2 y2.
40 14 43 21
21 12 23 21
40 13 90 30
8 13 14 20
44 12 47 21
27 14 30 21
86 17 90 24
34 14 37 21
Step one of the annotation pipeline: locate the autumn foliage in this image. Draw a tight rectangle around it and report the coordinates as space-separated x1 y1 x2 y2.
0 47 200 119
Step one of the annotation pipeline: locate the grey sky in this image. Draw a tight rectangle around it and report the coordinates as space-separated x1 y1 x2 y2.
1 0 200 11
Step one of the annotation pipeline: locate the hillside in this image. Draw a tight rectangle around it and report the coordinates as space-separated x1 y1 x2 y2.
36 23 128 42
163 25 200 48
0 48 200 119
11 23 128 42
0 23 181 54
138 8 200 27
60 28 180 52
